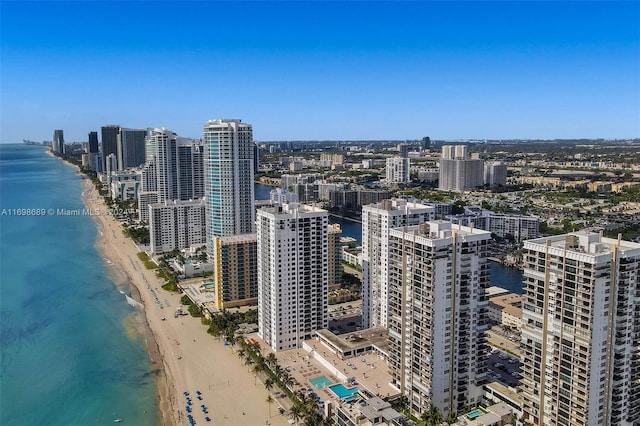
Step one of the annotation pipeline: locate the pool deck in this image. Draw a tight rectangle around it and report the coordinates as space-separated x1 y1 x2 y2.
245 333 399 407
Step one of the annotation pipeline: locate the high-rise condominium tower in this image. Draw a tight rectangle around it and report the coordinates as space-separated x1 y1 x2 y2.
386 157 410 184
155 131 204 202
88 131 99 154
438 145 484 192
388 221 491 417
203 119 255 255
483 161 507 187
327 223 343 291
211 234 258 308
520 231 640 425
397 143 410 158
148 199 207 255
101 125 120 172
117 127 147 170
87 131 102 172
138 128 204 222
361 199 435 328
52 129 64 154
257 202 329 352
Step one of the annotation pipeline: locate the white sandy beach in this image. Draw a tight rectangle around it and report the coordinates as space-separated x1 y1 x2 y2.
73 171 289 426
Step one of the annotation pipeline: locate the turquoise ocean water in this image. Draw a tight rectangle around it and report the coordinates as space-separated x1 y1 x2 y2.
0 145 158 425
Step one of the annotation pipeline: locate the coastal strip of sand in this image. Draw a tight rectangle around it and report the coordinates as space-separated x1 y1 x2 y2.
57 158 289 425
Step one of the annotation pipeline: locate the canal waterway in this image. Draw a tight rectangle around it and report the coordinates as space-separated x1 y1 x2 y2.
254 182 523 294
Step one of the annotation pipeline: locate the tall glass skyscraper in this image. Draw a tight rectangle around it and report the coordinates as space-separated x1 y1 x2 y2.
203 119 255 255
52 129 64 154
101 125 120 172
88 131 99 154
117 127 148 170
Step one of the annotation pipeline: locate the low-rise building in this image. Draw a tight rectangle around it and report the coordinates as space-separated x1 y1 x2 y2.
481 383 523 419
447 206 539 242
333 396 403 426
487 293 522 328
456 402 516 426
171 259 213 278
342 246 363 268
109 171 141 201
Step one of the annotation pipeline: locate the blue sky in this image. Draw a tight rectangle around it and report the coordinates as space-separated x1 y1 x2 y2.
1 1 639 142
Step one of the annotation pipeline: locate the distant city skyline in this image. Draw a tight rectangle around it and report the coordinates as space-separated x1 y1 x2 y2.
1 1 639 143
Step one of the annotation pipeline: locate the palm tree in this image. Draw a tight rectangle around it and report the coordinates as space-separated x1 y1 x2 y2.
252 363 264 385
226 331 236 352
207 321 221 337
236 348 246 364
273 364 283 379
245 356 255 372
266 353 277 368
289 404 303 425
446 410 458 424
265 377 275 392
249 340 261 354
257 354 267 369
266 394 274 418
282 374 294 390
421 404 443 426
302 405 322 426
243 350 253 366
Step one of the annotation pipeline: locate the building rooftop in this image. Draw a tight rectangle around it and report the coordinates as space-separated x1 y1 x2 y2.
486 286 509 297
486 402 513 418
315 327 389 357
483 381 522 406
248 331 399 407
525 231 640 256
259 202 327 215
344 396 403 425
489 293 522 310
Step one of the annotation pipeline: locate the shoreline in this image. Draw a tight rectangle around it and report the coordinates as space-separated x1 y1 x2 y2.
56 152 288 426
53 151 174 424
80 176 177 425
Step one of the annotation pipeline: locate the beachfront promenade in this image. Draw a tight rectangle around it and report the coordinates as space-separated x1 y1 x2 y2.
81 178 289 426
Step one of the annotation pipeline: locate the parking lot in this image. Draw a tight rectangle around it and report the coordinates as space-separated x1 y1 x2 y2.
483 324 521 388
486 348 521 388
328 301 363 334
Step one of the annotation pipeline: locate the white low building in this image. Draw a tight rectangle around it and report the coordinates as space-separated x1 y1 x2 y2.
109 170 140 201
171 259 213 278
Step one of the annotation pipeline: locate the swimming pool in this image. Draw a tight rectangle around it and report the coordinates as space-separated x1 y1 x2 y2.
466 409 484 420
329 383 360 399
310 376 333 389
344 394 361 403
